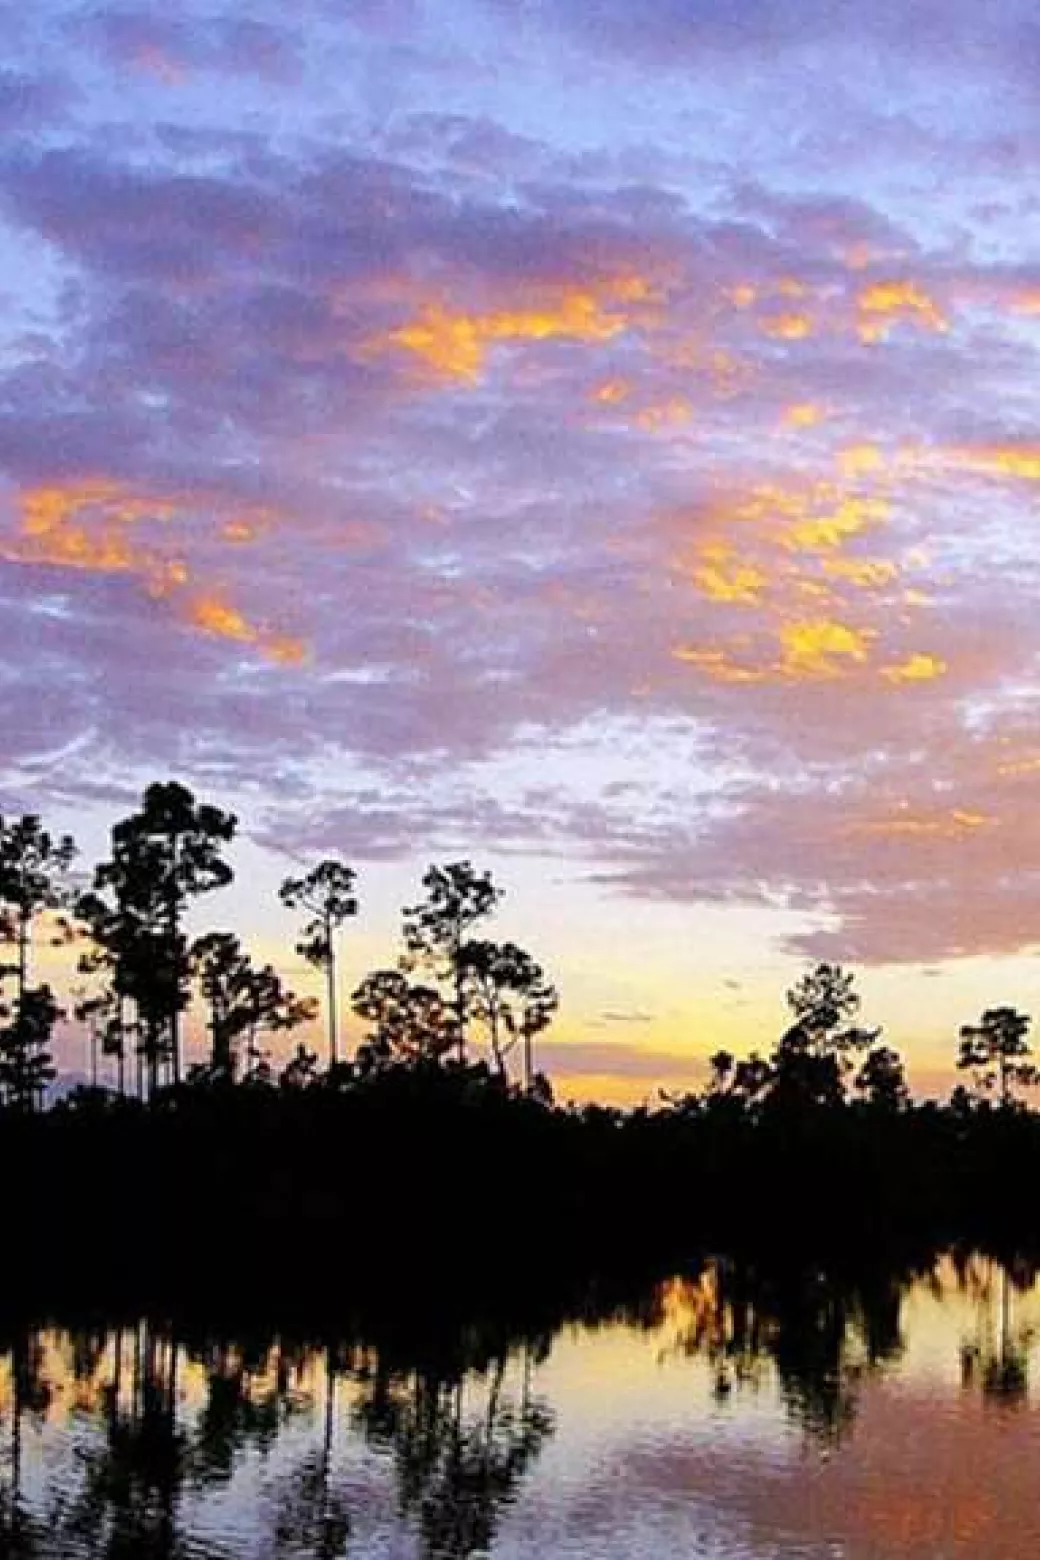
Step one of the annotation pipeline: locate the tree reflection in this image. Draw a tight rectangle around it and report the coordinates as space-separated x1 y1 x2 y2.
957 1253 1037 1405
665 1258 908 1443
355 1343 554 1558
267 1344 352 1560
0 1308 562 1560
0 1325 52 1558
190 1336 311 1485
61 1321 190 1560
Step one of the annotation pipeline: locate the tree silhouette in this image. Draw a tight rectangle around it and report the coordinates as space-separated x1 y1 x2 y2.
0 815 76 998
957 1007 1037 1108
90 783 236 1092
280 1041 321 1090
0 986 59 1111
401 863 502 1063
703 1048 772 1116
458 941 558 1086
74 893 155 1098
73 985 133 1096
351 968 454 1071
191 932 316 1080
279 861 358 1069
0 815 76 1111
769 963 879 1109
854 1045 909 1111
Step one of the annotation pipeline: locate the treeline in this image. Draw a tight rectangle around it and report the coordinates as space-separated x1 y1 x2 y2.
1 780 1034 1117
4 780 1040 1293
0 780 558 1105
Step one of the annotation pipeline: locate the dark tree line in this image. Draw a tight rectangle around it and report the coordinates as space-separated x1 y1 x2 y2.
0 780 559 1107
4 780 1040 1293
2 780 1034 1119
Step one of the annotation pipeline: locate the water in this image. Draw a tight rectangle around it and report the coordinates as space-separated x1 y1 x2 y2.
4 1253 1040 1557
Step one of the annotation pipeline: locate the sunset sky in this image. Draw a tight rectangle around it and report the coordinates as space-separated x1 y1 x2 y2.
4 1 1040 1099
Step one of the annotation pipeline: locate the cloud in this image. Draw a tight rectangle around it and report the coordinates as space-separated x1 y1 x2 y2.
74 7 301 85
537 1040 696 1081
3 0 1040 986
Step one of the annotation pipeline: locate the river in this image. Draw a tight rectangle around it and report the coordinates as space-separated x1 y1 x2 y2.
2 1251 1038 1557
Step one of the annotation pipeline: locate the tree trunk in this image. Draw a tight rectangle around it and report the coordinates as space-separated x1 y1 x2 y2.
326 912 338 1069
16 908 28 1006
166 826 182 1086
453 929 465 1065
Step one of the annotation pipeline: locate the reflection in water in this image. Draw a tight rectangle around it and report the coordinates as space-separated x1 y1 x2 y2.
354 1347 553 1558
1 1255 1040 1556
663 1259 908 1443
955 1253 1037 1404
54 1323 189 1559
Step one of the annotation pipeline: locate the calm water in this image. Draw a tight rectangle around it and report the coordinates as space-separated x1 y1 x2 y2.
4 1254 1040 1557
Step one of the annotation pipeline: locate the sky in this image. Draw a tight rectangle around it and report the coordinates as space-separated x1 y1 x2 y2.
4 1 1040 1100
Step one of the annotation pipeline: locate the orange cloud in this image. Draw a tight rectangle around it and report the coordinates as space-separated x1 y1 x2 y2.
690 542 767 604
784 491 890 552
7 479 301 664
185 594 307 664
778 616 874 677
11 479 178 581
591 378 630 405
636 396 693 432
837 443 886 477
950 445 1040 482
881 652 946 684
857 279 948 341
672 644 768 682
369 276 656 383
822 557 898 588
672 618 876 684
855 805 991 838
783 402 825 428
703 478 890 556
762 312 813 341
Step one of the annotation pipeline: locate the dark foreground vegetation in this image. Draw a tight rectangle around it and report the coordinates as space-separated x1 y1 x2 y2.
2 780 1040 1314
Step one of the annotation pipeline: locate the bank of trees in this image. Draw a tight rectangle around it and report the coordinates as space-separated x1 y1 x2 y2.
1 777 1040 1142
5 780 1040 1277
0 780 559 1108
